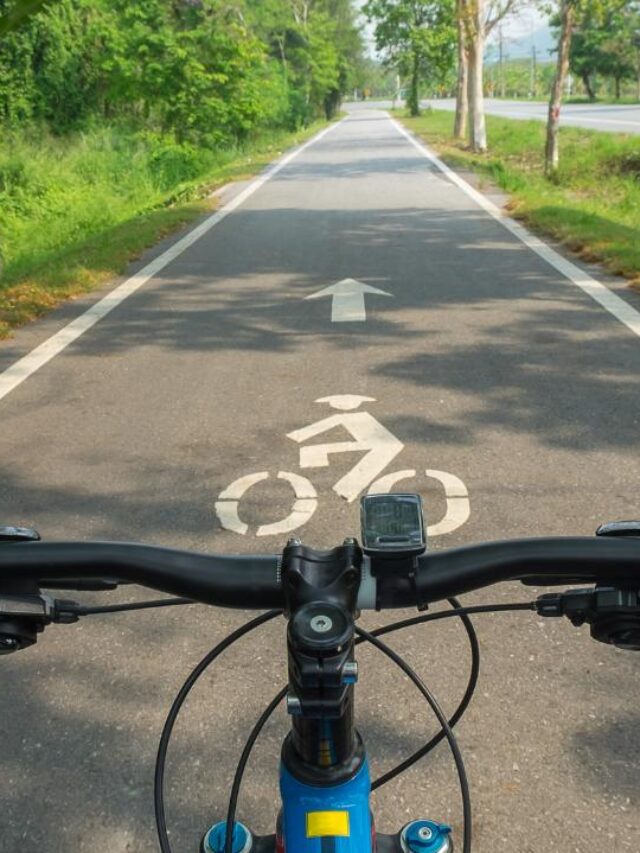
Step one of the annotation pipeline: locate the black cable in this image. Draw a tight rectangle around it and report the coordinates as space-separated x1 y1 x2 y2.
221 602 533 852
158 601 533 852
154 609 282 853
362 601 535 788
224 687 287 853
74 597 194 615
370 597 479 790
356 625 472 853
369 602 536 636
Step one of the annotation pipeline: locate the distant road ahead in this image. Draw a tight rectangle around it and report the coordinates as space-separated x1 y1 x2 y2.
431 98 640 134
357 98 640 134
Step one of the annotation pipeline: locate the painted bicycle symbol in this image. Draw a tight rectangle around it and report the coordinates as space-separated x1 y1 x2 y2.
215 395 470 538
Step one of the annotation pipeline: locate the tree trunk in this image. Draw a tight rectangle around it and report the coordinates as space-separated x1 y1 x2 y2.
545 0 574 177
276 35 288 84
324 89 341 120
467 28 486 152
581 72 596 101
615 75 621 100
408 50 420 116
454 3 468 140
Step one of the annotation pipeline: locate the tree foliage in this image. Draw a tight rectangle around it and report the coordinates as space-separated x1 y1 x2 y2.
0 0 365 140
363 0 456 115
569 1 639 99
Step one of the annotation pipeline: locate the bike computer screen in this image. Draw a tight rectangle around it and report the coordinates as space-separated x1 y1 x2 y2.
360 493 426 557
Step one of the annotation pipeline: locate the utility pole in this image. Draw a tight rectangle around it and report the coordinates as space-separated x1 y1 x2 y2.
633 32 640 102
531 45 537 98
499 27 505 98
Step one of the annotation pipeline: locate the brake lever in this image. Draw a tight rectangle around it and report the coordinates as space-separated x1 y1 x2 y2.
536 587 640 650
0 592 82 654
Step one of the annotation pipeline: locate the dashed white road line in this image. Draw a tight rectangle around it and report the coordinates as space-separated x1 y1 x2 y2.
0 120 344 404
390 116 640 340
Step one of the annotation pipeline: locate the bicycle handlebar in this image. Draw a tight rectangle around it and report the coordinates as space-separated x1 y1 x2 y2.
391 536 640 608
0 536 638 610
0 542 281 607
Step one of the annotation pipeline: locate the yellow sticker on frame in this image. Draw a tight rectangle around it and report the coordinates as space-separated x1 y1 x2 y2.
306 811 350 837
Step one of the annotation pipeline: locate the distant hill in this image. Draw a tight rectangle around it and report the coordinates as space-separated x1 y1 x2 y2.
486 20 557 64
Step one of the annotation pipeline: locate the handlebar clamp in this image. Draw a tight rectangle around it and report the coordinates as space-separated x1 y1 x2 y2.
281 538 362 616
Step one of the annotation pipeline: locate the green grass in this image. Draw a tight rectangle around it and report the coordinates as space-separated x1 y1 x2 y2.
0 121 328 338
395 109 640 285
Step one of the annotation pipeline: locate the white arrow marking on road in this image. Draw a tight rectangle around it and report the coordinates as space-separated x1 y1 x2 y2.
305 278 392 322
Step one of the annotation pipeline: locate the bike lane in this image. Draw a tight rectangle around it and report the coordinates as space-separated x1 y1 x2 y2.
0 107 639 852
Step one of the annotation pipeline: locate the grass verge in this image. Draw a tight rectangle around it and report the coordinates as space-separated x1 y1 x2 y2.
394 109 640 286
0 120 329 339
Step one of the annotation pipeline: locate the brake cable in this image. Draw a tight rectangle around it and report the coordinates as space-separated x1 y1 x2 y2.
154 600 535 853
70 597 194 615
154 609 282 853
356 625 472 853
372 596 479 790
368 601 535 788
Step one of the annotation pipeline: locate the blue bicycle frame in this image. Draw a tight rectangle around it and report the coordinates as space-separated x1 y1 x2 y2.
279 758 372 853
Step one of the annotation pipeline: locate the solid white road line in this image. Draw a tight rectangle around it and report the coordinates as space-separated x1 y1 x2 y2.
390 117 640 340
0 120 344 404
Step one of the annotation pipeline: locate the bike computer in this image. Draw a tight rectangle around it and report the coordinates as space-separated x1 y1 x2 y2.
360 493 426 557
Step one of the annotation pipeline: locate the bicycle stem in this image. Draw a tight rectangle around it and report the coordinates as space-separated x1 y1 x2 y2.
281 537 364 783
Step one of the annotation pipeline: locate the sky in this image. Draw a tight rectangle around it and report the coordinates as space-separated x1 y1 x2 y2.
487 5 555 61
357 1 555 63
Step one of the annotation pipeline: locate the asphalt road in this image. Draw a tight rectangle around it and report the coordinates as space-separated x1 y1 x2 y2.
372 97 640 134
1 105 640 853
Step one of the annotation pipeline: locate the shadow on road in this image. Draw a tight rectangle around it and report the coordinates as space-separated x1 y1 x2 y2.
571 714 640 805
26 203 636 455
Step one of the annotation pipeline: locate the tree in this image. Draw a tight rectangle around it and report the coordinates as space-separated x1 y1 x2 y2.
0 0 52 36
569 2 637 100
0 0 364 142
453 0 468 138
247 0 364 126
545 0 638 177
456 0 523 152
545 0 575 175
364 0 456 117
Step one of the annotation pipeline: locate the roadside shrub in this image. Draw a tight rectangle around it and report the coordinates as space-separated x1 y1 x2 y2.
611 151 640 181
147 139 210 190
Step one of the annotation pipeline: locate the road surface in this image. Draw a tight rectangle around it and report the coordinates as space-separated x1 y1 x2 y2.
1 104 639 853
430 98 640 134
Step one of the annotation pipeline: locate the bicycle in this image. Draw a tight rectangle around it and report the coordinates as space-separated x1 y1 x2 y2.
1 498 639 853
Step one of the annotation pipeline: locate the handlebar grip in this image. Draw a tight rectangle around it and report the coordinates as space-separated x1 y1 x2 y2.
0 542 283 609
376 537 640 609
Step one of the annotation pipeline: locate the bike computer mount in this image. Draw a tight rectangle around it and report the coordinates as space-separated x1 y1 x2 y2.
360 493 426 575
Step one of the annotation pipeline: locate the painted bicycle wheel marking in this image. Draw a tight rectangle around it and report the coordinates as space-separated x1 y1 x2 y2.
215 471 318 537
215 396 470 538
